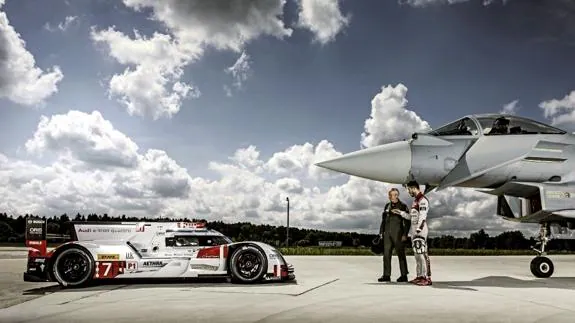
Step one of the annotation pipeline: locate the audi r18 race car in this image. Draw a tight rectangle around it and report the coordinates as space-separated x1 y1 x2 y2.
23 219 295 288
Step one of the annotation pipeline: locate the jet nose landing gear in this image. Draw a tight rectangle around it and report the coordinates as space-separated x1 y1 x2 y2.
530 223 554 278
530 256 554 278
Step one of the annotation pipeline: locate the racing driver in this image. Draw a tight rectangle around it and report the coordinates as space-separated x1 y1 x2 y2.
392 180 432 286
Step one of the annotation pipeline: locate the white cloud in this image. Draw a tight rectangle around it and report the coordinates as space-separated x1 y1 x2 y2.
399 0 508 7
296 0 350 45
2 84 535 237
539 90 575 125
360 83 431 148
123 0 293 51
500 99 519 115
90 27 201 120
24 110 140 168
44 16 78 32
224 51 252 96
92 0 293 118
0 4 63 106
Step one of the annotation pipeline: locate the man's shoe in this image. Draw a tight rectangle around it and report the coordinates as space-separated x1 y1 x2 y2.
409 276 424 284
416 278 432 286
396 275 408 282
378 275 391 282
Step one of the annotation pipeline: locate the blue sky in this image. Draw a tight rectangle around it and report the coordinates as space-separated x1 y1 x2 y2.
1 0 574 236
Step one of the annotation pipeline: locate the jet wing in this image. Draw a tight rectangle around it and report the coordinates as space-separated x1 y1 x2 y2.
500 212 570 224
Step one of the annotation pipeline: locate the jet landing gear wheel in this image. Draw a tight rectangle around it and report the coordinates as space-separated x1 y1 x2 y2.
530 223 554 278
51 247 94 287
229 245 268 284
530 256 554 278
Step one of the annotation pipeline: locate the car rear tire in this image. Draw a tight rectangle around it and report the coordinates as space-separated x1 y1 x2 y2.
51 247 94 288
229 245 268 284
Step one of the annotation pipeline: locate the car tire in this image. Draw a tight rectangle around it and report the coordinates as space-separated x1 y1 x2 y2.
51 246 95 288
229 245 268 284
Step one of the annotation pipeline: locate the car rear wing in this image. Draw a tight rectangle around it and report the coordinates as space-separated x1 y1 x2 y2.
25 218 47 257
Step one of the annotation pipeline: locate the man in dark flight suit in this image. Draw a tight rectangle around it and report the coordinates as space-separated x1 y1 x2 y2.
378 188 410 282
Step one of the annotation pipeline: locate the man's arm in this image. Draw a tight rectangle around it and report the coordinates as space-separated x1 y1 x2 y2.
379 203 389 236
401 203 411 236
393 206 411 221
416 197 429 234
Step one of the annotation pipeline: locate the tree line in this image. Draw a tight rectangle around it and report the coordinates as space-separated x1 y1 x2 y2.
1 212 575 251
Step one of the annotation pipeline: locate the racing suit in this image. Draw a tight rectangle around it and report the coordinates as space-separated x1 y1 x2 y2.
397 192 431 284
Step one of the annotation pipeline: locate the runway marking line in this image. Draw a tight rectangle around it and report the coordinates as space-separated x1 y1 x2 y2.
58 284 128 305
178 278 340 297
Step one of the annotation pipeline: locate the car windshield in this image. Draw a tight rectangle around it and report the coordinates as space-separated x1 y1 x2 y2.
166 235 231 247
476 116 566 135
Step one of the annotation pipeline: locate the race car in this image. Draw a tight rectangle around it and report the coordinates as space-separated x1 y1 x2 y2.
23 218 295 287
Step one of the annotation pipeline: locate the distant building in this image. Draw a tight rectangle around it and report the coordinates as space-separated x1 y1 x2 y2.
318 241 342 247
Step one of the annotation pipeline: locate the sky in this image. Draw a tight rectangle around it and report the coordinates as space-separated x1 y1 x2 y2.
1 0 575 238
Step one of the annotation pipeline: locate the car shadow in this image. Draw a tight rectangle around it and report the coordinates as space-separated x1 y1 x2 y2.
23 278 298 295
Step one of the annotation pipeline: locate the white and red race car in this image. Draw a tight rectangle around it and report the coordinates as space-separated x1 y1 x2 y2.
23 219 295 287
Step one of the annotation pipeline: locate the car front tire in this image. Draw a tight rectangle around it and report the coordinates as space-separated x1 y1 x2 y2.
229 245 268 284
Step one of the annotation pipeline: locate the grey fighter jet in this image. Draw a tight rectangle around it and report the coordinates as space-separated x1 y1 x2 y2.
316 113 575 278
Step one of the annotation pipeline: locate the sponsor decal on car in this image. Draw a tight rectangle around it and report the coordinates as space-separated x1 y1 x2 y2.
126 261 138 272
190 264 219 271
546 191 573 199
97 254 120 260
142 261 166 267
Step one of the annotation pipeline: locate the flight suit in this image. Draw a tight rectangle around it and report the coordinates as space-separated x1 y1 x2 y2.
380 200 410 278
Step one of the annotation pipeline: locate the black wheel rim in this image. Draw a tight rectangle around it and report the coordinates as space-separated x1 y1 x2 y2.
236 251 262 279
56 251 90 283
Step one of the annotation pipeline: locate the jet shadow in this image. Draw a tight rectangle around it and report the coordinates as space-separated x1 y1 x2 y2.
23 278 298 295
432 276 575 291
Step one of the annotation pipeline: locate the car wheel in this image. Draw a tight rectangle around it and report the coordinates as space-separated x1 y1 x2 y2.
51 247 94 287
229 245 268 284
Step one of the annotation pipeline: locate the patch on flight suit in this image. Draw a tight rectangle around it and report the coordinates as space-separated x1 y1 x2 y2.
412 236 427 254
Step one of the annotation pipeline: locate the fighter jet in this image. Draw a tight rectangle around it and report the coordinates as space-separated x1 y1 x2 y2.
315 113 575 278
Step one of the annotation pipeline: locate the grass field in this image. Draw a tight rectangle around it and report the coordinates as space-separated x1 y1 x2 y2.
278 247 575 256
3 242 574 256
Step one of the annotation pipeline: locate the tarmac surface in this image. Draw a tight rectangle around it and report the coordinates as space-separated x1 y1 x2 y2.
1 248 575 322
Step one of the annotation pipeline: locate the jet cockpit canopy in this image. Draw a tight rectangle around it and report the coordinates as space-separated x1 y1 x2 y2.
426 114 567 137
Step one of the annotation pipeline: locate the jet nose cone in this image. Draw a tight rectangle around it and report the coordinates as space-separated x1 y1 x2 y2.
315 141 412 184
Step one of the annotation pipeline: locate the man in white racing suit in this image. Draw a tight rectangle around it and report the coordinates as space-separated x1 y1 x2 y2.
392 180 432 286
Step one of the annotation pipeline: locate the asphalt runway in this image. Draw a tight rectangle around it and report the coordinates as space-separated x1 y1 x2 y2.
2 248 575 322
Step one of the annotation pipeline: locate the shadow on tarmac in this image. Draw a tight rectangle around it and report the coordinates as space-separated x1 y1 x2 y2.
23 278 298 296
365 276 575 291
432 276 575 291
